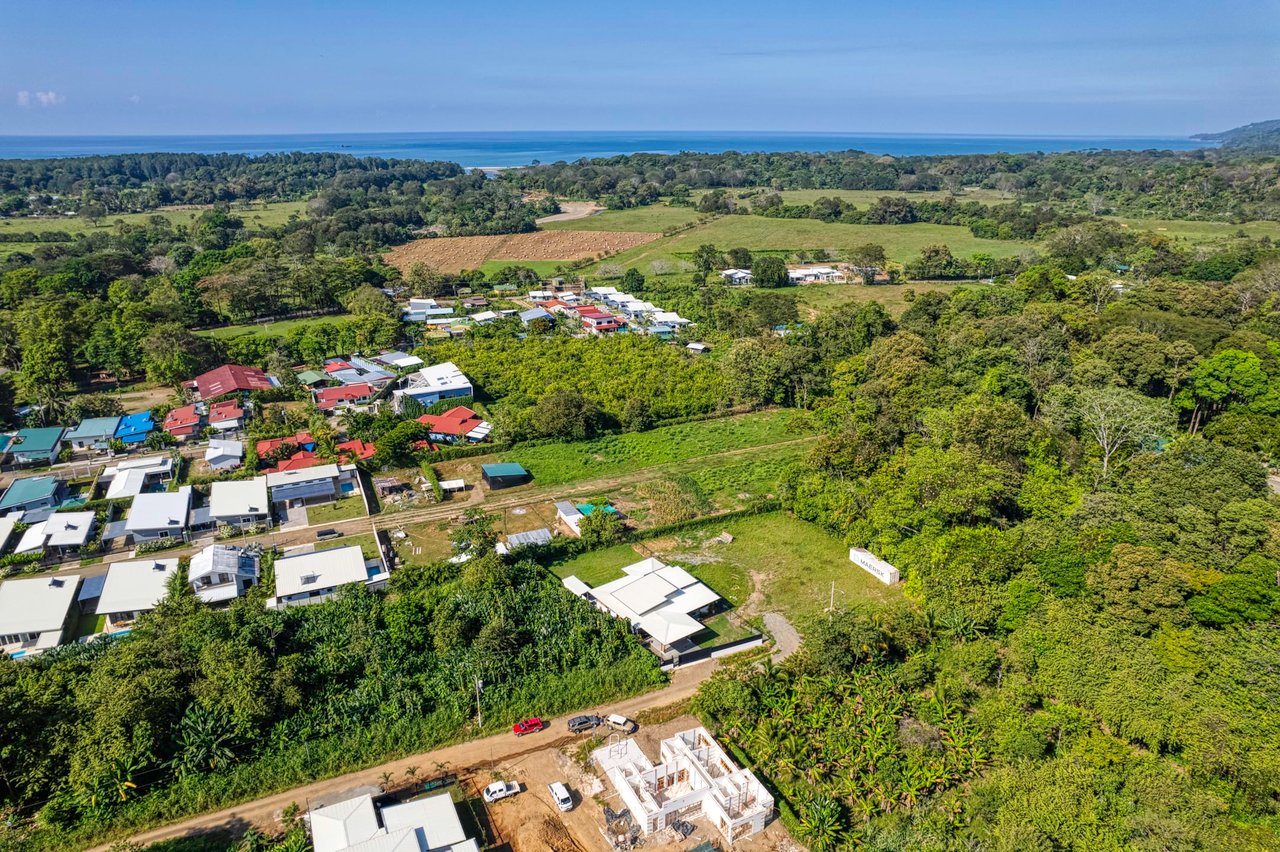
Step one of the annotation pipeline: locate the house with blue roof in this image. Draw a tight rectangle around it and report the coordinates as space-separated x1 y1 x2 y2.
0 475 65 521
519 307 553 326
64 417 120 452
8 427 66 466
114 412 155 446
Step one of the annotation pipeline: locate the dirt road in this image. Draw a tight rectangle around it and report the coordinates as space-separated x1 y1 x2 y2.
90 665 720 851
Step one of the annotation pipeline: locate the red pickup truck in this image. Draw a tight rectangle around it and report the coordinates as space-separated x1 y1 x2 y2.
512 717 543 737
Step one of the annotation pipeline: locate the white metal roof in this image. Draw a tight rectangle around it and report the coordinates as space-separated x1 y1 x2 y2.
381 792 468 849
0 574 80 636
14 521 47 554
310 794 381 852
43 512 96 547
274 545 367 597
98 559 178 615
205 438 243 460
124 487 192 533
210 477 269 518
0 514 21 553
265 463 340 488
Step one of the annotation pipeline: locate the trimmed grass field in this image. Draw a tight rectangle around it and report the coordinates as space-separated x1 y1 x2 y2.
316 533 380 562
502 409 814 489
0 200 306 240
306 496 368 526
549 511 902 634
541 205 706 233
1107 217 1280 242
199 313 354 340
587 215 1035 274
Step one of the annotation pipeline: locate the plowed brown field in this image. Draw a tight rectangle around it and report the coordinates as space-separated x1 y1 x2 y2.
383 230 660 272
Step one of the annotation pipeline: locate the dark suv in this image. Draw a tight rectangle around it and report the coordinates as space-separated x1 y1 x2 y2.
567 714 604 734
315 528 343 541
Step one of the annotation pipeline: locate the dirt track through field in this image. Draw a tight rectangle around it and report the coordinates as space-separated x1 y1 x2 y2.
384 230 660 273
88 666 717 851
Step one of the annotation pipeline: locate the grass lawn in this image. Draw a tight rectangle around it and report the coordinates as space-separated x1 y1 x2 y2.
797 280 971 318
0 200 306 240
548 542 641 586
503 410 814 489
692 612 756 649
686 444 808 507
587 216 1035 275
316 533 380 561
199 313 354 341
542 205 706 233
74 612 106 639
306 496 368 526
551 512 901 633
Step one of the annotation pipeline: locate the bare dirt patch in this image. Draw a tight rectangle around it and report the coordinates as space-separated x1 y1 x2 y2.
536 201 604 224
383 230 660 273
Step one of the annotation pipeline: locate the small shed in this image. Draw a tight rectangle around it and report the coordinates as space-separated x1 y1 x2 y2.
480 463 530 490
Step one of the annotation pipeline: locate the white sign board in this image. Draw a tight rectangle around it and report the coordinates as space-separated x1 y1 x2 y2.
849 548 900 585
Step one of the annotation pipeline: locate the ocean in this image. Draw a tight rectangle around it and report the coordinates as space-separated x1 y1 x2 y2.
0 131 1209 167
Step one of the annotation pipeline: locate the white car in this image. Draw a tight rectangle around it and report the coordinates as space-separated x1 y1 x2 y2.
548 781 574 812
482 781 519 803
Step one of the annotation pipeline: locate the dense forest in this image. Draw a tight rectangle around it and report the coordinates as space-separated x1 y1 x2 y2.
503 148 1280 220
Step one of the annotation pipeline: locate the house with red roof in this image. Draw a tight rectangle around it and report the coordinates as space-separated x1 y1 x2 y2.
263 452 319 474
208 399 247 432
416 406 492 445
187 365 278 401
163 404 204 440
255 432 316 460
576 306 626 334
314 383 374 413
336 439 377 462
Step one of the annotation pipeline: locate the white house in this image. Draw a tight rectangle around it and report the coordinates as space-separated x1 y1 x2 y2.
209 477 271 531
268 545 388 609
652 311 692 328
849 548 900 584
496 527 553 555
204 439 244 471
0 574 81 657
265 463 358 508
787 265 841 283
15 510 96 557
393 361 473 411
124 487 192 544
563 557 721 654
308 791 478 852
593 727 773 842
188 544 260 604
97 558 179 630
470 310 498 324
720 268 753 284
100 456 176 500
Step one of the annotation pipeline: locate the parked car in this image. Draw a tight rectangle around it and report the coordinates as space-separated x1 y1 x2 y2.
548 781 574 812
606 713 638 734
567 714 604 734
512 717 543 736
482 781 519 803
315 528 343 541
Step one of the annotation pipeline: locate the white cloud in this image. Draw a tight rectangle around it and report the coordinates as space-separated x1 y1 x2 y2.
128 94 141 104
17 90 65 108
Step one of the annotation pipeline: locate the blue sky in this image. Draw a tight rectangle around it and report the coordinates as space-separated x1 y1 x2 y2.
1 0 1277 136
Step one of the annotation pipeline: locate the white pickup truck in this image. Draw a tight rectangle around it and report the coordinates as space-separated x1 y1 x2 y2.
482 780 520 803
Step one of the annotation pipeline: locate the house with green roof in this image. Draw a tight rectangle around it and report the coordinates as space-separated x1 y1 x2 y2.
64 417 122 452
296 370 330 387
8 427 66 466
0 475 65 521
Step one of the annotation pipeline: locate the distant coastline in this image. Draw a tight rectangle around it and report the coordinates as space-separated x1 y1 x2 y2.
0 130 1210 167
